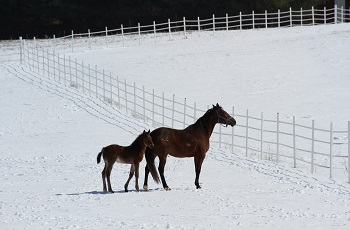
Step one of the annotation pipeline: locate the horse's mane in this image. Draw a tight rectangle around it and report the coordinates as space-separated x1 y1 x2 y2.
192 108 215 127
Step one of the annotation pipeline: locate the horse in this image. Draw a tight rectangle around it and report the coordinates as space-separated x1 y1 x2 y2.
143 103 236 191
97 130 160 193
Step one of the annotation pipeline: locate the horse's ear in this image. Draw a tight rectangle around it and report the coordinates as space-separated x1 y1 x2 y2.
216 103 220 107
147 129 150 134
143 130 146 134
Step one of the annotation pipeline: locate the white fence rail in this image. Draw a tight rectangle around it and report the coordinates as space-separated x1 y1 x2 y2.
15 5 350 183
20 40 350 183
24 5 350 52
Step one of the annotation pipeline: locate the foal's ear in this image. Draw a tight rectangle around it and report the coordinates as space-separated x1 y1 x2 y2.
147 129 150 133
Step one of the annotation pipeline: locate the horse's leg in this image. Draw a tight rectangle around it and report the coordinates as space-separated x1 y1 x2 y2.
194 155 205 189
124 164 135 192
102 165 107 192
106 163 114 193
158 156 170 191
143 164 150 191
134 162 140 191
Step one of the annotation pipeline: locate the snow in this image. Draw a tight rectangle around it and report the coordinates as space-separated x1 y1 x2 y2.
1 24 350 229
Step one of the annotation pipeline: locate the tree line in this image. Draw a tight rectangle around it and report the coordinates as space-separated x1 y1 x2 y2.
0 0 326 40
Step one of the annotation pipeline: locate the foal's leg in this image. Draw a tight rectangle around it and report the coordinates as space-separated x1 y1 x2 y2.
106 163 115 193
194 155 205 189
102 165 107 192
134 162 140 191
158 156 170 191
124 164 135 192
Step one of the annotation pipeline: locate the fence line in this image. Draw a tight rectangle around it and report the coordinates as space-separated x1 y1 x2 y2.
20 38 350 182
21 5 350 52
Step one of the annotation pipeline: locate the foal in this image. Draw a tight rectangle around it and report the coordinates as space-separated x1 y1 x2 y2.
97 130 159 193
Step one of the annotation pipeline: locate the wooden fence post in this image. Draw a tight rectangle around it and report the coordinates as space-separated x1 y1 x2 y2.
213 14 215 33
239 12 242 31
198 17 201 35
134 82 136 112
329 122 333 179
335 5 337 24
183 98 187 128
153 21 156 44
183 17 187 38
265 10 268 28
19 37 23 65
290 7 293 27
105 26 108 47
121 24 124 47
152 89 155 127
260 112 264 160
168 19 171 41
245 109 249 156
252 11 255 29
138 23 141 45
71 30 74 52
348 121 350 183
231 106 235 153
277 113 280 163
162 92 165 126
88 29 91 49
278 9 280 28
226 14 229 31
124 79 128 113
301 8 303 26
293 116 296 168
311 120 315 173
172 94 175 128
143 86 146 122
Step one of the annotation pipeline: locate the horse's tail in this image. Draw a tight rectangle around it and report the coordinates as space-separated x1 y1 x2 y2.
145 147 160 184
97 148 104 164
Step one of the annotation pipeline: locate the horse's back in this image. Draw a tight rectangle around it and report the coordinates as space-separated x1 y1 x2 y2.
150 127 205 158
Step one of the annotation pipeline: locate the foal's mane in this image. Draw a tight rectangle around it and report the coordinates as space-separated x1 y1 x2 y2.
130 132 146 147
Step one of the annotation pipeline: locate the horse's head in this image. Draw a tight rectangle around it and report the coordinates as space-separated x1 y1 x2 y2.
213 103 236 127
143 130 155 149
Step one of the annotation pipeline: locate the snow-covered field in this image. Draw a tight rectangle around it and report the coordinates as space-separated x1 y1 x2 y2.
1 24 350 229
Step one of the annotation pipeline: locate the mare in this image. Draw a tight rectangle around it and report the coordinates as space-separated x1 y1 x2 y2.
143 103 236 191
97 130 159 193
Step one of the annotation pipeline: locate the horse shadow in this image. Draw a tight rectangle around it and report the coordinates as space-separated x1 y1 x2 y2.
58 188 161 196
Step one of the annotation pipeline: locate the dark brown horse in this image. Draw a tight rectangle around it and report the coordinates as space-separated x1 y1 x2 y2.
97 130 159 193
143 103 236 191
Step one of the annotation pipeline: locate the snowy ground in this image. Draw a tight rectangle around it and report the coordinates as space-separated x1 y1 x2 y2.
1 24 350 229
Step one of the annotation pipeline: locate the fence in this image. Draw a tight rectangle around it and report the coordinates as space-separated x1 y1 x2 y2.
20 36 350 182
26 5 350 52
15 5 350 182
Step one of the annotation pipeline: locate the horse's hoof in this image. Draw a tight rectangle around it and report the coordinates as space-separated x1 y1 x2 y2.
143 185 149 191
164 187 171 191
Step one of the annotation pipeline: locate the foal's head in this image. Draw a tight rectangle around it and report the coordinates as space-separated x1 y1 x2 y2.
212 103 236 127
141 130 154 149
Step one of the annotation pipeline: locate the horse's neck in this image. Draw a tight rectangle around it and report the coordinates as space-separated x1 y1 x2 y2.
193 114 217 139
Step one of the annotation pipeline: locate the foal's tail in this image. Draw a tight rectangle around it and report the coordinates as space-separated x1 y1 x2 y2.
145 147 160 184
97 147 105 164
